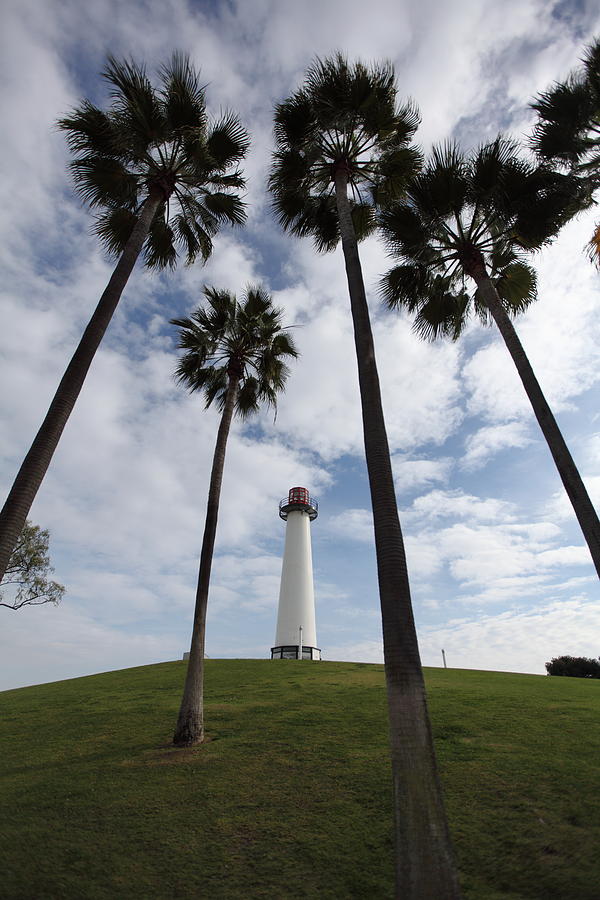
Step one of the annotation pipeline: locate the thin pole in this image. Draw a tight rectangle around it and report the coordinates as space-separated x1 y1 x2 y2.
441 649 447 669
299 625 303 660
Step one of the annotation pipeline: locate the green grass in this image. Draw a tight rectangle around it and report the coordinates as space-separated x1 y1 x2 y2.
1 660 598 899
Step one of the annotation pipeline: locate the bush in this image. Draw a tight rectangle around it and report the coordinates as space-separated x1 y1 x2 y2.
545 656 600 678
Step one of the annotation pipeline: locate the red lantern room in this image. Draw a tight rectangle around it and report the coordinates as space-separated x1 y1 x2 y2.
279 486 318 521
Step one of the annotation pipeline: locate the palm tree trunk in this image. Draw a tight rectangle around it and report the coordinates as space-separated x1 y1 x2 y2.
0 189 164 582
474 271 600 579
173 374 239 746
333 169 461 899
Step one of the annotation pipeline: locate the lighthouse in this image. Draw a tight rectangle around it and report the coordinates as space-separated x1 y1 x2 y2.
271 487 321 660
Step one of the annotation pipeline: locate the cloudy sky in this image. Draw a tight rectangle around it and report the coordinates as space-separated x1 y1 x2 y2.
1 0 600 691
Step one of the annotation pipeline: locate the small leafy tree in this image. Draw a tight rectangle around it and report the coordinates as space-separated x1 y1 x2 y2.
545 655 600 677
0 521 64 610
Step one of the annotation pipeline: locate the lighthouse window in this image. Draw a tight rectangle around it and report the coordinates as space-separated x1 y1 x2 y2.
302 648 312 659
282 649 297 659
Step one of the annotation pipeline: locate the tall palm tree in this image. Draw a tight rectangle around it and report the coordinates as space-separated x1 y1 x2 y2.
268 54 462 899
171 285 297 746
530 37 600 263
379 139 600 577
0 53 249 583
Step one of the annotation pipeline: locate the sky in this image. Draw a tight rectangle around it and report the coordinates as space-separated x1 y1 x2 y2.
1 0 600 691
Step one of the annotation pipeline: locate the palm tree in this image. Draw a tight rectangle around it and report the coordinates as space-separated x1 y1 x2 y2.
268 55 461 899
379 139 600 577
0 53 249 584
530 37 600 263
171 285 297 746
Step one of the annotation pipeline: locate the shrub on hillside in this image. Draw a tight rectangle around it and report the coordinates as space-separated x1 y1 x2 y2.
545 656 600 678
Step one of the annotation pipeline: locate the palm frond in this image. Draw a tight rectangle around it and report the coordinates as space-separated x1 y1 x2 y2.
160 51 207 132
374 145 424 205
204 171 246 190
388 99 421 145
240 285 272 319
176 191 219 236
270 331 299 359
143 210 177 269
410 143 469 218
202 366 229 410
511 168 588 248
380 263 431 311
412 282 470 342
273 90 317 150
493 262 537 314
172 284 296 417
350 203 377 240
103 56 167 154
203 191 247 226
272 190 340 252
94 207 137 257
68 156 140 209
235 376 261 418
378 202 432 261
531 79 595 165
469 136 521 202
207 113 251 168
268 149 313 197
57 102 123 158
173 213 201 264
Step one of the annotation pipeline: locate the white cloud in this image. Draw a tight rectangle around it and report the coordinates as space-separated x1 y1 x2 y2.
461 422 534 470
418 597 600 675
406 489 516 523
392 457 454 494
325 638 384 664
0 601 182 691
443 521 567 583
544 475 600 523
303 594 600 675
463 215 600 426
327 508 374 544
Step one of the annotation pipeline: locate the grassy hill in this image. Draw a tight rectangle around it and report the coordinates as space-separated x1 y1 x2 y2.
1 659 599 899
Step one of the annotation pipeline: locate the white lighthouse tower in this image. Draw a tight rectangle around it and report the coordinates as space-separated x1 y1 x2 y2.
271 487 321 660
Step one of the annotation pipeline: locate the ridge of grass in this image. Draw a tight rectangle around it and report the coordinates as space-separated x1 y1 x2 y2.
1 659 599 899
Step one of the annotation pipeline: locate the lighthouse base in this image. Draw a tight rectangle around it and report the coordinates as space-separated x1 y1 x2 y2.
271 645 321 660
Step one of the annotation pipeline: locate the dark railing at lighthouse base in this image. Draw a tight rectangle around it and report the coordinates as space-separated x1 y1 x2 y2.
271 645 322 660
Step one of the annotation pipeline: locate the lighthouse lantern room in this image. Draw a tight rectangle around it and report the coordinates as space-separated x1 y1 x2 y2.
271 487 321 660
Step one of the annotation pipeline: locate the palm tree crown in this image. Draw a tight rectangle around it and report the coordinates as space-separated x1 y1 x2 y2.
0 52 250 589
58 52 249 268
379 138 582 338
530 37 600 261
379 138 600 581
531 38 600 170
269 52 421 251
171 285 298 415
